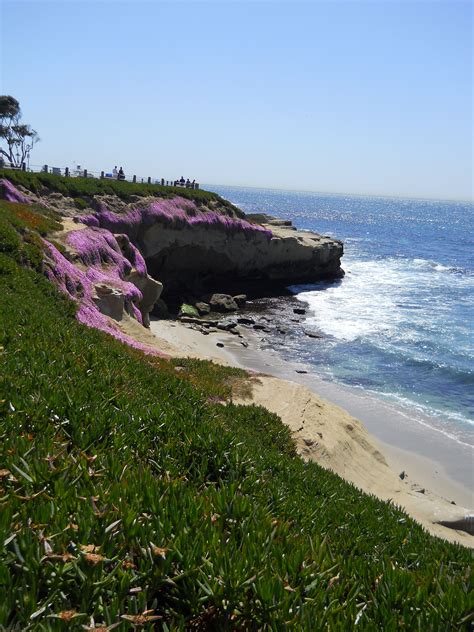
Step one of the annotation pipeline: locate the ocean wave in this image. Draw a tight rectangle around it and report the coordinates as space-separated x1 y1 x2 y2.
412 258 468 275
362 389 474 447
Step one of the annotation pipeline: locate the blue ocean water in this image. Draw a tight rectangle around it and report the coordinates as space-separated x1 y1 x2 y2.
209 185 474 446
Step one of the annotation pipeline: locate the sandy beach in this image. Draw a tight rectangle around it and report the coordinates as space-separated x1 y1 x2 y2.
118 314 474 547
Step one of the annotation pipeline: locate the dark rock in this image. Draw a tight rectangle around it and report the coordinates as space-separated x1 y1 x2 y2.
217 321 237 331
216 342 224 348
304 330 322 339
209 293 238 312
399 471 407 480
195 301 210 315
296 370 308 374
233 294 247 306
199 319 219 327
293 307 306 315
437 515 474 536
179 316 204 325
152 298 170 319
237 317 255 326
303 438 315 447
240 341 249 348
253 324 268 331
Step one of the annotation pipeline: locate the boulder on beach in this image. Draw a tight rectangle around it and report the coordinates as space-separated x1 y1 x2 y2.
233 294 247 306
195 301 211 315
209 293 238 312
152 298 170 319
179 303 200 318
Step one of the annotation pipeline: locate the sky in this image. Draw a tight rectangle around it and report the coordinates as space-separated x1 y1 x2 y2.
1 0 472 200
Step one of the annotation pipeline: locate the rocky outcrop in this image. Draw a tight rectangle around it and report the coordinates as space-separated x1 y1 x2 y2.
1 179 344 329
126 270 163 327
208 293 239 312
68 196 343 298
142 220 343 297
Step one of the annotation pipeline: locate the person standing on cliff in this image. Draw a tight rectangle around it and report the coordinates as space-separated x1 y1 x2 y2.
118 167 125 181
113 165 118 179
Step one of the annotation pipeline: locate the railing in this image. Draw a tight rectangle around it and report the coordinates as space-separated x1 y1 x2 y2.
0 161 200 190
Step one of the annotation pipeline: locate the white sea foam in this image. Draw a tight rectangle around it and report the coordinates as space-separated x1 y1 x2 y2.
294 256 474 347
289 254 474 444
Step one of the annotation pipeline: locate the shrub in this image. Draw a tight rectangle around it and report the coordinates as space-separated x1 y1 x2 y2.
73 196 89 210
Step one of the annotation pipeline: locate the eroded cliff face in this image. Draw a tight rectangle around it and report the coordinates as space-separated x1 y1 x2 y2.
0 178 343 333
142 221 343 296
74 194 344 297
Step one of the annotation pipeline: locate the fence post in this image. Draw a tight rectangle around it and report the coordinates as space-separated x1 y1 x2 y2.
65 167 69 177
21 162 26 171
43 165 48 173
83 169 87 178
147 177 151 184
132 175 136 183
161 178 165 186
100 171 104 179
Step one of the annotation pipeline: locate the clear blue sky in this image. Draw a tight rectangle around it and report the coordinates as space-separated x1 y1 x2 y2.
1 0 472 200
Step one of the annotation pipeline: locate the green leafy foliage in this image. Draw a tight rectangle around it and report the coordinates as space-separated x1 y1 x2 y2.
0 199 61 270
73 197 90 210
0 169 241 215
0 202 472 630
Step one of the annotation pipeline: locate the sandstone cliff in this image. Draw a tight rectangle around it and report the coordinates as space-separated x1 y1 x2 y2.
74 193 344 297
0 177 343 332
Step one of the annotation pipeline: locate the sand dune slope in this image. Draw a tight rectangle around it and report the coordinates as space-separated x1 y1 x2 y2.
234 375 473 548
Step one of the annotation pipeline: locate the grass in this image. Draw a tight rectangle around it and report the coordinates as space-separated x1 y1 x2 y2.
0 198 472 630
0 170 242 216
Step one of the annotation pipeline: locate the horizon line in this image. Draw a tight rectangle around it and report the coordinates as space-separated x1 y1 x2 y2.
202 182 474 205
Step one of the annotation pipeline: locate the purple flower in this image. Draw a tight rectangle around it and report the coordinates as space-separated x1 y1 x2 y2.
75 197 273 241
42 240 163 356
0 179 30 204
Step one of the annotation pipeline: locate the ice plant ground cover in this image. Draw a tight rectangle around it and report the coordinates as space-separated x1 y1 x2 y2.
0 168 239 211
79 198 273 241
63 227 148 325
43 239 159 351
0 177 31 204
0 195 473 630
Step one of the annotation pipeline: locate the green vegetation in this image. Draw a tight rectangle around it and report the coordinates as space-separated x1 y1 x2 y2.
0 169 241 215
0 199 472 630
0 199 62 270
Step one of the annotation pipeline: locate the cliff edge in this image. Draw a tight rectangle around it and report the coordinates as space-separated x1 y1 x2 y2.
0 173 343 329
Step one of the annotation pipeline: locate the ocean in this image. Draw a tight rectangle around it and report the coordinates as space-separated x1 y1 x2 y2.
208 185 474 449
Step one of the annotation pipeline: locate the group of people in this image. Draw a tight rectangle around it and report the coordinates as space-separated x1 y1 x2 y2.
112 165 125 181
175 176 196 188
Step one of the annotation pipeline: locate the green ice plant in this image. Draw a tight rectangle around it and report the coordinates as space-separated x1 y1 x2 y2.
0 196 472 630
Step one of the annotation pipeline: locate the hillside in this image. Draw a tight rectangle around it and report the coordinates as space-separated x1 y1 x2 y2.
0 170 344 303
0 181 472 630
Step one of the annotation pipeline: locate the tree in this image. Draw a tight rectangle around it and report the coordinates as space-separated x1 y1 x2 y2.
0 96 39 167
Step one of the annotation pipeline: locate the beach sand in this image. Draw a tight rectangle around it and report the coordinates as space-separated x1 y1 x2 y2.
118 314 473 547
